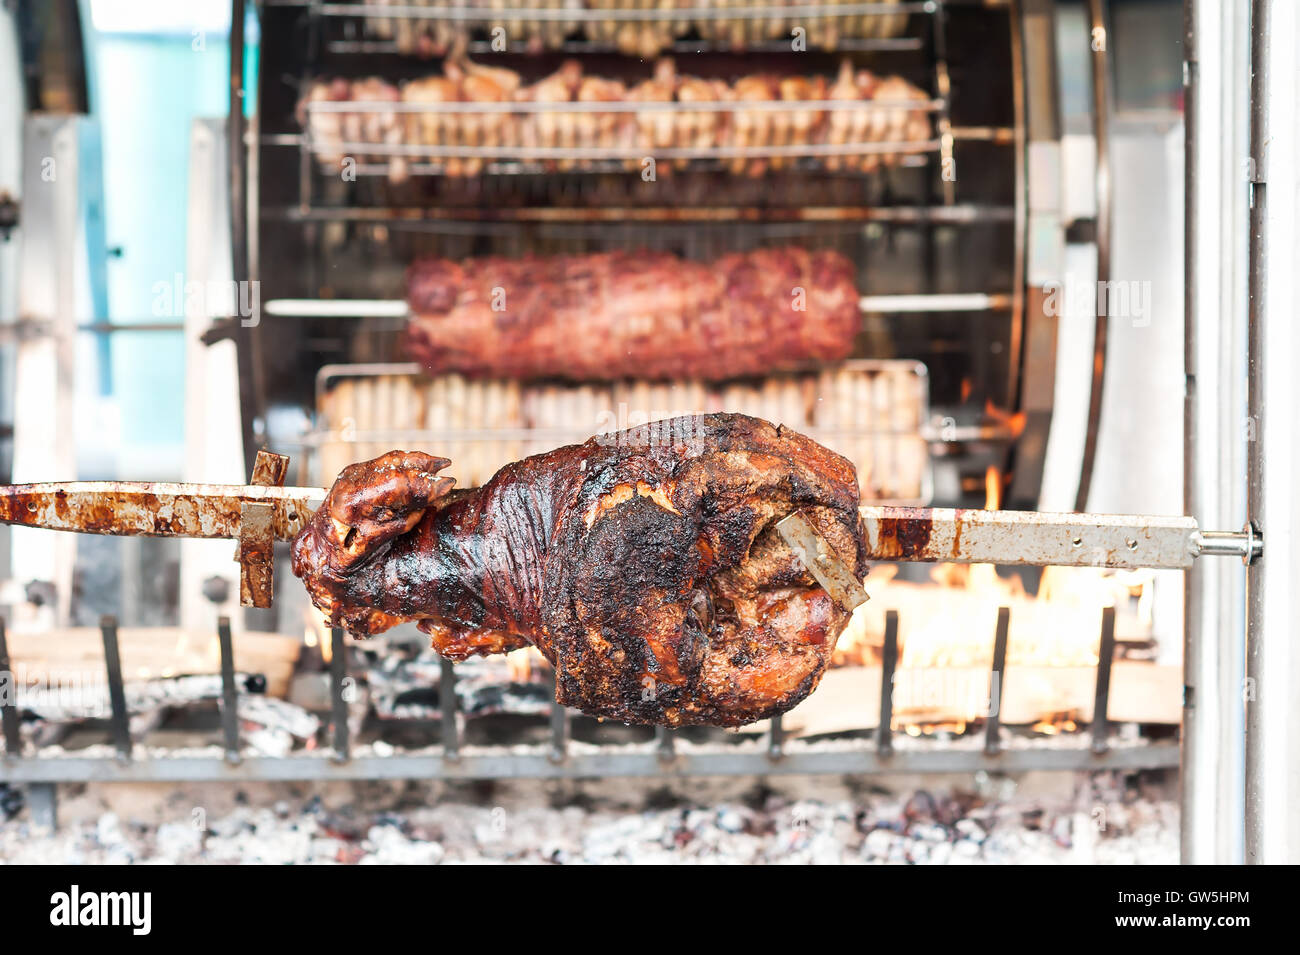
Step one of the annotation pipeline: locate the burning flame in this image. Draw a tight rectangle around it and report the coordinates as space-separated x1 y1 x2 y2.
984 399 1028 440
304 611 333 663
985 466 1001 510
507 647 537 683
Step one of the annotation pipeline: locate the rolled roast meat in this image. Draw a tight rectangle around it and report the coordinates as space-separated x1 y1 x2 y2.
404 247 861 382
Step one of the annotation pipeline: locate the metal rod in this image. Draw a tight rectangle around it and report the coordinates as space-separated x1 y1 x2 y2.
26 782 57 832
1091 606 1116 754
99 616 132 761
326 36 928 55
860 293 1014 312
985 607 1010 755
1192 528 1260 561
861 505 1204 569
266 299 410 318
1076 0 1114 511
329 628 350 761
310 2 935 23
439 657 459 761
0 744 1182 782
267 292 1014 320
305 138 942 160
1182 0 1251 866
0 481 324 541
261 203 1018 225
331 155 933 178
74 322 188 334
216 616 241 764
307 97 945 116
950 125 1016 144
930 0 956 205
549 697 568 764
920 421 1022 443
0 618 22 756
1245 0 1300 865
877 610 899 756
767 715 785 761
656 725 675 761
228 0 261 478
1005 0 1028 412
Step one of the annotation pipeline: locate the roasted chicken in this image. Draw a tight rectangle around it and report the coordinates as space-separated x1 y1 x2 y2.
292 414 869 727
299 58 932 179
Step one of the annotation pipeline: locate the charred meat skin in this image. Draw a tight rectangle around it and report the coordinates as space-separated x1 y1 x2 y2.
292 414 868 727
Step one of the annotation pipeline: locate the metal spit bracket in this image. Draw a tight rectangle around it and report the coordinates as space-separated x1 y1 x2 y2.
775 512 870 612
237 450 291 609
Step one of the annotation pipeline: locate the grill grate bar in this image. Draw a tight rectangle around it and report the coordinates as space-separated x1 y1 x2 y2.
1091 607 1117 755
549 694 568 764
330 628 351 761
0 746 1181 782
768 715 785 761
984 607 1011 755
99 616 132 761
310 2 936 23
656 725 675 762
217 617 242 764
440 657 460 761
876 610 900 756
0 619 21 756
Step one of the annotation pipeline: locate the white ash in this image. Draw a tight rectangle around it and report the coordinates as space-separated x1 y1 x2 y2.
0 773 1176 865
16 672 264 724
367 651 551 721
236 697 322 757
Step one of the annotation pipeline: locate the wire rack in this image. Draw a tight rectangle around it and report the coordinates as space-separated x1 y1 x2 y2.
296 0 923 56
295 79 941 179
306 359 934 502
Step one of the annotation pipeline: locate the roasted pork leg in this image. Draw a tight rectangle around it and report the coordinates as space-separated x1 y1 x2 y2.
292 414 869 727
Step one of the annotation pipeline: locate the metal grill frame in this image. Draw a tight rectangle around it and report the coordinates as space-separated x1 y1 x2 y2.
0 608 1180 810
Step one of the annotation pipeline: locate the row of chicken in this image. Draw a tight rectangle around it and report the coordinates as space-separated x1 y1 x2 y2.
357 0 913 58
300 57 933 178
316 364 929 501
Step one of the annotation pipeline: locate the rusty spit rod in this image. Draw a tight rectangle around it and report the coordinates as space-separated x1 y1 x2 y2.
0 478 326 610
860 506 1262 571
0 484 1262 610
0 481 325 542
